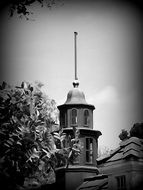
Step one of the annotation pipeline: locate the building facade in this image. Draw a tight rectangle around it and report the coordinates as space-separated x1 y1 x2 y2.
97 137 143 190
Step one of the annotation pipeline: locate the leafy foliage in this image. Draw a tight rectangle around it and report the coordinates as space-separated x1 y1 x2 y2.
98 146 111 158
0 81 81 190
130 123 143 139
52 128 81 168
119 129 129 141
119 123 143 141
8 0 63 18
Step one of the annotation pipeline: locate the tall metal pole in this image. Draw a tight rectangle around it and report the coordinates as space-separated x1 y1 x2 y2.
74 32 78 80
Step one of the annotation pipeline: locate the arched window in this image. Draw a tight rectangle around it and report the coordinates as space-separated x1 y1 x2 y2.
84 109 89 126
71 108 77 125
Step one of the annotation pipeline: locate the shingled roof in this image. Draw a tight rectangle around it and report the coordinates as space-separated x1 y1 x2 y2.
76 174 108 190
97 137 143 165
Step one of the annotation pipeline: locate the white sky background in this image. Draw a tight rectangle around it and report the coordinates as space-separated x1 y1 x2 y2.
0 0 142 149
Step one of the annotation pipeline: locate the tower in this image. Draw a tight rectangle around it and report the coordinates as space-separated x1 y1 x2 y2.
56 32 102 190
58 32 101 167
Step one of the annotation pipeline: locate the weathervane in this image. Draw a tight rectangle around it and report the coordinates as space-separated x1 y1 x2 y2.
73 32 79 88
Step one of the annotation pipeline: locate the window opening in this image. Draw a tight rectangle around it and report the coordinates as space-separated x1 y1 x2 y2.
86 138 93 164
84 109 89 126
60 112 65 126
116 175 126 190
71 109 77 126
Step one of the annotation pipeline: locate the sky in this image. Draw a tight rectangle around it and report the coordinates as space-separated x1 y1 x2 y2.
0 0 142 150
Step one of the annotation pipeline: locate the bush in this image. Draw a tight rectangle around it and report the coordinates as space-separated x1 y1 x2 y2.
0 81 81 190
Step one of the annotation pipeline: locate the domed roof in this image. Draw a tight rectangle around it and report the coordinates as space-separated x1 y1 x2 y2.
65 87 87 105
64 80 87 105
58 80 95 110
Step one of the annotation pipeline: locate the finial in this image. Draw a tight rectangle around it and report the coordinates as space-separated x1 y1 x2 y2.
73 79 79 88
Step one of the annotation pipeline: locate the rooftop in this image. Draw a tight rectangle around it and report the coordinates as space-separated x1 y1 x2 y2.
76 174 108 190
97 137 143 164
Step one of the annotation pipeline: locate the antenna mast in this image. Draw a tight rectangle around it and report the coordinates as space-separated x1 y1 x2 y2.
73 32 79 88
74 32 78 80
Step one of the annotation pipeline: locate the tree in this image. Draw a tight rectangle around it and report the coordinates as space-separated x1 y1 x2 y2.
119 129 129 141
98 146 111 158
118 123 143 141
1 0 63 18
130 123 143 139
0 81 81 190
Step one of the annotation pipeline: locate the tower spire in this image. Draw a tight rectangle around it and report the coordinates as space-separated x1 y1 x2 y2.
73 32 79 88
